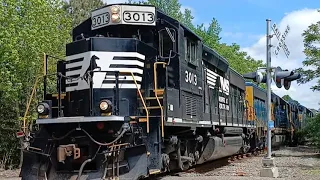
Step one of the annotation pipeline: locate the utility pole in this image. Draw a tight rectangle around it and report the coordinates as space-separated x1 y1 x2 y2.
259 19 279 178
266 19 272 159
243 19 300 178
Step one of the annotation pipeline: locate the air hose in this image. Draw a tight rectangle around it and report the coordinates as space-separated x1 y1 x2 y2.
52 125 128 146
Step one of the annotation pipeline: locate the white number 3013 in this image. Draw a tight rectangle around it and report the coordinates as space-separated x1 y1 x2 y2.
185 70 197 86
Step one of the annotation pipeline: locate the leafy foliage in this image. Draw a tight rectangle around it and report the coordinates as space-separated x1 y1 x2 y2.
0 0 71 169
63 0 104 29
282 95 292 101
296 10 320 91
301 113 320 147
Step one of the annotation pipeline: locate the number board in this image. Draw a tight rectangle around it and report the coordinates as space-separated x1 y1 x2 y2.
122 6 156 25
91 5 156 30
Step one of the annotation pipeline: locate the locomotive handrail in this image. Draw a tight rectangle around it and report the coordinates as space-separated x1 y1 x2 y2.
23 73 57 133
118 71 150 133
23 76 40 132
154 62 167 138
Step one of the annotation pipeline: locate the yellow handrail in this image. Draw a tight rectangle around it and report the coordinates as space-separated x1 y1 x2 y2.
23 76 41 133
153 62 166 138
120 71 149 133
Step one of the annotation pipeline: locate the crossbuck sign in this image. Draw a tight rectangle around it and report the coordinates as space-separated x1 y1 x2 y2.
271 23 290 58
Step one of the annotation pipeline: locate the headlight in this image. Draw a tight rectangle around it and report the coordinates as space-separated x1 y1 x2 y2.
37 104 45 113
37 102 50 115
111 5 120 14
111 14 121 23
100 101 109 111
99 99 112 113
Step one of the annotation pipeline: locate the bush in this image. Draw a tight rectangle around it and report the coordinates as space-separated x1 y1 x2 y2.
302 113 320 147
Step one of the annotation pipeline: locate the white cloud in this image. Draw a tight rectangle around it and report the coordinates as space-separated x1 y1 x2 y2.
242 8 320 110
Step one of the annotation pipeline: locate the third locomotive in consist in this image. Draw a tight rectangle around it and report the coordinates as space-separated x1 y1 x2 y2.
18 3 313 180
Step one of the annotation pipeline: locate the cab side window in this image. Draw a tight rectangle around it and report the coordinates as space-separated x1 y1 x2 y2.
185 37 198 66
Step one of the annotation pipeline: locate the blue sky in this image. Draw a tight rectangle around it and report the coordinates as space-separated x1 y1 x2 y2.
108 0 320 109
179 0 319 47
179 1 320 110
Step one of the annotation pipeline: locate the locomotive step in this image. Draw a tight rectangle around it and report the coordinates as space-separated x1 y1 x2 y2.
153 89 164 96
138 96 163 100
138 106 162 110
52 106 65 109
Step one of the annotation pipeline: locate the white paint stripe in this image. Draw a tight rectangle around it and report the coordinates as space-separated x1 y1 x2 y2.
66 70 81 76
112 60 144 67
105 75 142 82
65 51 146 61
100 83 141 89
182 120 194 123
205 68 218 76
206 75 217 82
206 79 216 86
65 52 88 61
66 85 88 92
199 121 212 125
174 118 183 122
206 72 218 80
110 52 145 60
103 68 143 75
212 122 220 125
66 80 80 84
66 61 84 69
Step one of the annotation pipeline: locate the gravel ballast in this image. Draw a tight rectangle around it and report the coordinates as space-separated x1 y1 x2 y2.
1 146 320 180
161 146 320 180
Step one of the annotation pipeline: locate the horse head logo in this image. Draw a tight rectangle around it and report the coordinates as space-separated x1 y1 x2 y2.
83 55 101 84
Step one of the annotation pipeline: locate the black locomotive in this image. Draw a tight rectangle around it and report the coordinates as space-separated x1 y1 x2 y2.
19 4 280 180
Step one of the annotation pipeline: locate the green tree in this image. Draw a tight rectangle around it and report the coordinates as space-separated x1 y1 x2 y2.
0 0 71 168
63 0 104 29
296 10 320 91
140 0 265 83
302 113 320 147
282 95 292 101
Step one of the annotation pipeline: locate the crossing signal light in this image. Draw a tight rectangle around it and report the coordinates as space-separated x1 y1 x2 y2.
243 67 301 90
273 67 300 90
243 71 265 83
283 73 301 90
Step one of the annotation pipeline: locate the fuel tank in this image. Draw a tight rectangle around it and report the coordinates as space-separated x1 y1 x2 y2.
197 136 243 164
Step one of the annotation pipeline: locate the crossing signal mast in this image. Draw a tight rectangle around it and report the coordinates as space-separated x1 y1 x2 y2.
243 19 301 178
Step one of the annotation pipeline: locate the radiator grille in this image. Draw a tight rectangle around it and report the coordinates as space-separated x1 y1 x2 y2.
185 94 197 117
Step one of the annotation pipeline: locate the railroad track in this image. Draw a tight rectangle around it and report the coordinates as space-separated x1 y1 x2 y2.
146 148 266 180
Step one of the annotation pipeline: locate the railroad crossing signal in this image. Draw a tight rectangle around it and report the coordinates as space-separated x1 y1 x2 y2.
243 71 265 84
273 67 301 90
271 23 290 58
243 66 301 90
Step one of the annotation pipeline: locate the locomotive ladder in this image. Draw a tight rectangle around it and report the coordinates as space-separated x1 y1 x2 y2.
137 62 166 138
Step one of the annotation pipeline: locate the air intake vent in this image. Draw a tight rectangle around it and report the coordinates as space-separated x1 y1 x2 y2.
185 94 197 117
